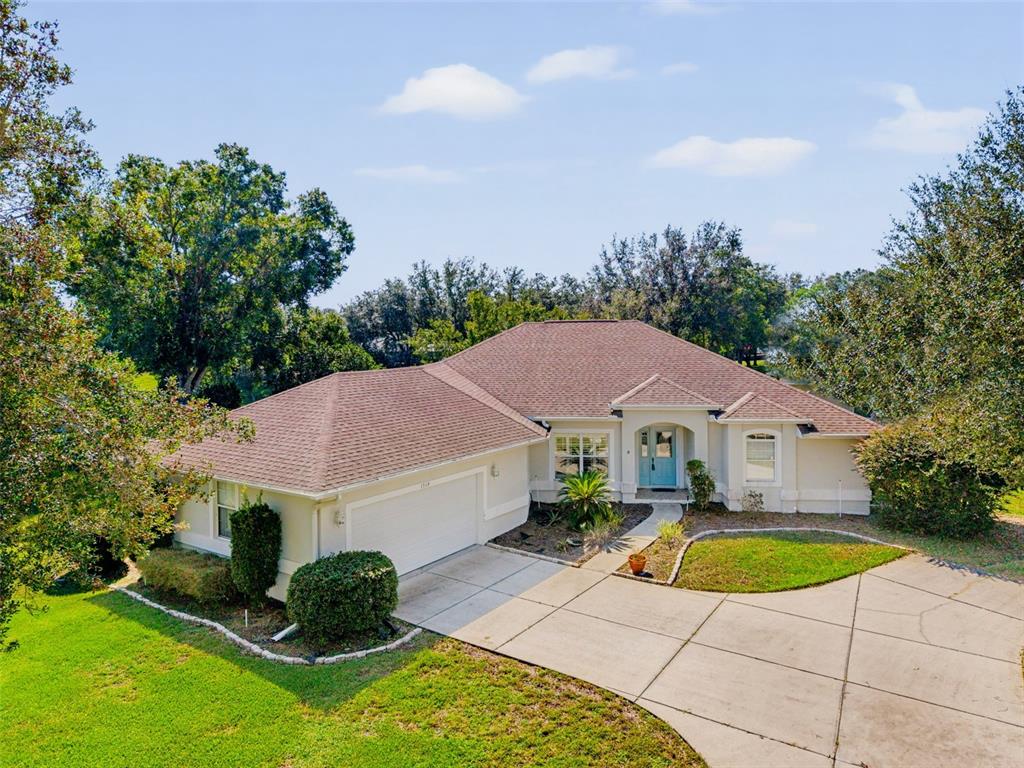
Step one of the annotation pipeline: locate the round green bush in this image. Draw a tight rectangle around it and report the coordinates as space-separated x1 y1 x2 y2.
856 420 997 538
229 500 281 605
286 551 398 647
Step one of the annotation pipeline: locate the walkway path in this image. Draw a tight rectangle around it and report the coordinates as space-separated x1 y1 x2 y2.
396 516 1024 767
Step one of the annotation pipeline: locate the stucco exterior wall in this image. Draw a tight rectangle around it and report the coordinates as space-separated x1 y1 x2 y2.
174 483 315 601
795 437 870 515
530 420 622 503
319 443 533 557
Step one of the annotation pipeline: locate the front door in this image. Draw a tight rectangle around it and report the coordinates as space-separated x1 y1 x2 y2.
639 428 677 487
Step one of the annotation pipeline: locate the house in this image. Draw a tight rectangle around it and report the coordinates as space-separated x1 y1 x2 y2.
172 320 877 600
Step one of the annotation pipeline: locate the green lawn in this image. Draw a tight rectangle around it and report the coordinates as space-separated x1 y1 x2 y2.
0 585 702 768
674 530 906 592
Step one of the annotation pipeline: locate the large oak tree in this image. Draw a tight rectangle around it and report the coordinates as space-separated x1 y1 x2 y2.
68 145 354 393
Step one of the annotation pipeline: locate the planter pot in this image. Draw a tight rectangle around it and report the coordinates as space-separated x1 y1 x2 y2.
628 554 647 575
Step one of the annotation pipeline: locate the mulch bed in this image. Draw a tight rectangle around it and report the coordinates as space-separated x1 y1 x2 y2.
124 580 414 659
491 502 652 564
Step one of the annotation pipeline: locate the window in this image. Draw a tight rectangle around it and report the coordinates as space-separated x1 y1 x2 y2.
216 481 238 539
744 433 777 483
555 433 609 479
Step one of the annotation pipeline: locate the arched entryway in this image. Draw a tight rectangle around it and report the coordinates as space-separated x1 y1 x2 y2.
636 424 694 490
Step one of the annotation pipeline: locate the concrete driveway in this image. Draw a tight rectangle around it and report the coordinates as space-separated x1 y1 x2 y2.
396 545 1024 768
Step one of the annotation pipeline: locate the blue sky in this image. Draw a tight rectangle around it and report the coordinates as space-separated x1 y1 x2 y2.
38 1 1023 306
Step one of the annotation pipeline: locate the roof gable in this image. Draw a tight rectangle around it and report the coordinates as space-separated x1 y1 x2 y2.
611 374 720 408
718 391 808 422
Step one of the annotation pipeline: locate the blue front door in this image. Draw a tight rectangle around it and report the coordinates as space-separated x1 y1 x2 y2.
639 428 677 487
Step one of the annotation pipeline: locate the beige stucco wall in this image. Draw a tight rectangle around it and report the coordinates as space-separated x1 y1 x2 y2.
175 443 534 602
529 420 621 503
174 483 315 601
319 443 533 557
795 437 870 514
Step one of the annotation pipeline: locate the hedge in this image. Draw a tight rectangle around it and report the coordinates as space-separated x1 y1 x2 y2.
229 500 281 605
286 551 398 648
137 548 238 603
856 419 997 538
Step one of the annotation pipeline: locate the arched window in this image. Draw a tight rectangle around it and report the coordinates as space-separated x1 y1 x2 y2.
744 432 777 483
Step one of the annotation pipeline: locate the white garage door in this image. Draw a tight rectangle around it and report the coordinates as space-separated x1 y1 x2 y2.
348 474 479 575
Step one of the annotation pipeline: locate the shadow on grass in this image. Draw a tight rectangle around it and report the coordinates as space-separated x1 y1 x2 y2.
85 589 439 711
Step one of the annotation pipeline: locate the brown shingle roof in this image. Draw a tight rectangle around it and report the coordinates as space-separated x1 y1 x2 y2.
173 319 875 495
612 374 721 408
719 391 807 422
445 320 876 434
172 366 546 496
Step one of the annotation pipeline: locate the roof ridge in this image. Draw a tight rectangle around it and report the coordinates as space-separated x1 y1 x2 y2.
423 363 547 437
312 374 342 490
720 391 756 417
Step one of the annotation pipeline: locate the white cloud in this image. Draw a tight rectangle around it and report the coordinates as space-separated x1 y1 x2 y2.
354 165 462 184
651 1 722 16
866 83 985 154
649 135 817 176
526 46 632 84
661 61 699 76
380 64 527 120
772 218 818 238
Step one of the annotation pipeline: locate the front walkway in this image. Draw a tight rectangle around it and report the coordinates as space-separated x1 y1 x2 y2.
396 525 1024 767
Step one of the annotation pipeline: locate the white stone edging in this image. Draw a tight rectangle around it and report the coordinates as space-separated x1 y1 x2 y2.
613 527 913 587
484 541 582 568
111 586 421 665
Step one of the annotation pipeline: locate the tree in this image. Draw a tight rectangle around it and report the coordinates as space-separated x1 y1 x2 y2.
406 290 568 363
0 0 245 649
67 145 354 394
801 88 1024 487
590 223 788 360
254 307 377 395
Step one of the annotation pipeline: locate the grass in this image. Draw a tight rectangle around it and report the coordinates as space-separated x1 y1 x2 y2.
674 530 906 592
0 584 703 768
683 507 1024 582
999 489 1024 518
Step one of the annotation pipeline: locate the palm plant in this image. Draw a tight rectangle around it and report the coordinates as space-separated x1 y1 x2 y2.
558 470 614 531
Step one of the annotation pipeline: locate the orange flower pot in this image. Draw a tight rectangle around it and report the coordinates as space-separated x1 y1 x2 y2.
628 553 647 575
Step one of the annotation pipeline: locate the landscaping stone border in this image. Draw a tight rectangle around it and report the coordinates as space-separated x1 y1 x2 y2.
111 586 421 665
613 527 914 587
484 541 582 568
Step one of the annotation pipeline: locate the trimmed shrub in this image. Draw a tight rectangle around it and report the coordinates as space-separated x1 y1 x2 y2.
286 551 398 647
686 459 715 511
137 548 238 603
741 490 765 514
229 499 281 605
856 421 997 538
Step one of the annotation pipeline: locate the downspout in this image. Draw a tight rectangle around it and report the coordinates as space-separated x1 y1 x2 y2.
838 480 843 517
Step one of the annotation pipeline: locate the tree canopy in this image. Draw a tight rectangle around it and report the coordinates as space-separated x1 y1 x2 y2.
67 145 355 394
0 0 244 650
798 88 1024 487
345 224 790 367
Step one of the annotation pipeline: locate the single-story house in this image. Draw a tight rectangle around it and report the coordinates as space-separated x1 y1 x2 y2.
172 320 877 600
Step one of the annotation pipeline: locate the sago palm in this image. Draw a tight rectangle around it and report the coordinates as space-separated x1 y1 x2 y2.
558 470 613 531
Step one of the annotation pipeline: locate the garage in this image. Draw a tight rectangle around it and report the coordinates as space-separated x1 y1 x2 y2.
347 472 480 575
